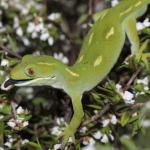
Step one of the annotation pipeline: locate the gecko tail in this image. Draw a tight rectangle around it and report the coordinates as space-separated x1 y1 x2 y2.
114 0 150 22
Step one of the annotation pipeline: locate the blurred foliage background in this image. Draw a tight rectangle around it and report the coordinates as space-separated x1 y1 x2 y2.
0 0 150 149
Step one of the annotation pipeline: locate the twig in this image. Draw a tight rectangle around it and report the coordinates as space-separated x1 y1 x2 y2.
88 0 95 17
88 0 95 24
130 103 144 110
81 103 110 127
46 19 76 46
10 101 17 119
123 67 142 92
0 45 22 59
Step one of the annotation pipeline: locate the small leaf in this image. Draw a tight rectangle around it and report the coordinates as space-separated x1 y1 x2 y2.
86 104 102 110
28 142 42 150
0 104 11 115
120 112 130 126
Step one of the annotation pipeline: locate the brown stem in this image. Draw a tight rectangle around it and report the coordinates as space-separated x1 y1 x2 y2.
0 45 22 59
123 67 142 92
81 104 110 127
10 101 17 119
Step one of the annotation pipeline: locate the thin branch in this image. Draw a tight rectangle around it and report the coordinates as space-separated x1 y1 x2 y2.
81 104 110 127
88 0 94 17
123 67 142 92
46 19 76 46
0 45 22 59
88 0 95 24
10 101 17 119
130 103 144 110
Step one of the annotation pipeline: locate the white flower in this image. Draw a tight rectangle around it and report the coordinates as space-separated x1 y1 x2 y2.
136 22 144 31
7 121 16 128
0 103 4 109
1 0 8 9
79 127 88 133
16 27 23 37
83 137 95 146
17 106 25 114
0 22 2 28
31 31 38 39
123 91 134 101
0 115 4 120
143 18 150 27
102 119 110 127
110 115 117 125
48 37 54 46
8 137 15 143
51 126 62 136
68 137 73 143
82 145 96 150
145 101 150 109
40 32 49 41
60 34 65 40
116 84 122 91
144 86 149 91
48 13 61 21
136 18 150 31
26 87 34 93
122 91 135 104
93 131 102 140
137 77 149 86
27 22 35 33
35 23 44 32
111 0 119 7
21 7 29 15
109 134 114 141
54 53 69 64
0 70 5 76
1 59 9 66
13 17 19 29
21 139 29 144
54 144 61 150
4 142 12 148
22 37 30 46
142 120 150 128
101 134 108 143
23 121 29 127
0 147 4 150
56 117 64 125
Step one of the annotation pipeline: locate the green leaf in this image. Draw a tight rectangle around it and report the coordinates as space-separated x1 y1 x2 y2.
86 104 102 110
7 34 18 52
0 104 11 115
28 142 42 150
120 112 130 126
121 137 137 150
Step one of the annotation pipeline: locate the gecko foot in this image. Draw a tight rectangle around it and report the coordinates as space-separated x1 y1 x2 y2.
60 127 76 149
135 53 150 69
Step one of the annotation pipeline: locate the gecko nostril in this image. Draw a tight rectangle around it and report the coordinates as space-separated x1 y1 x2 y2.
51 76 56 79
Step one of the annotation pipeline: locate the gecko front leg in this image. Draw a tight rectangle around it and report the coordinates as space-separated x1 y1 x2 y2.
124 15 150 69
61 94 84 148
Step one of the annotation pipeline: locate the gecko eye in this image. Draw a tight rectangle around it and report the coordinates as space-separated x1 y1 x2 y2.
25 67 35 77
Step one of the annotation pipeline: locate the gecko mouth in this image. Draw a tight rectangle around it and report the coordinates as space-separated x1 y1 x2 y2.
1 78 32 90
1 76 55 91
4 79 32 87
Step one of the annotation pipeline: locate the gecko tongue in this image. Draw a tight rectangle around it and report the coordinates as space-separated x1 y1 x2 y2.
3 79 16 88
1 79 17 91
1 78 33 91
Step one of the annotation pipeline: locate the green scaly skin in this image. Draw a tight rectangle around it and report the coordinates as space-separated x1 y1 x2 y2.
1 0 150 148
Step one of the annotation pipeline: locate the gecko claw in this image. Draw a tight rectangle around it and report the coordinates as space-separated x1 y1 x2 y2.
60 127 76 149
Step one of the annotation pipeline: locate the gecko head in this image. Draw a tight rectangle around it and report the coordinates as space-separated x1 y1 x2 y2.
1 55 60 90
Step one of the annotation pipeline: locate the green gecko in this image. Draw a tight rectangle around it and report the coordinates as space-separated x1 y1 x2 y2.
1 0 150 147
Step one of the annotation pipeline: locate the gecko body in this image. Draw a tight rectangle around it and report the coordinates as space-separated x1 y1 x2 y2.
1 0 150 146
